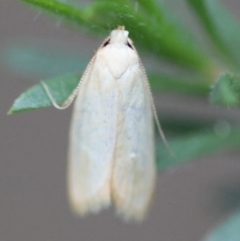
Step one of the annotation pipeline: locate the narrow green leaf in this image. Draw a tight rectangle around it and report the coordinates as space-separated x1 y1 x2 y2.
202 209 240 241
21 0 212 71
22 0 89 26
209 73 240 106
2 41 210 95
3 43 88 77
157 126 240 171
159 116 215 135
8 74 80 114
127 0 162 17
149 73 209 94
186 0 240 68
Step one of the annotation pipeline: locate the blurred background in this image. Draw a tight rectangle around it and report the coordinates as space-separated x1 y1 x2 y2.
1 0 240 240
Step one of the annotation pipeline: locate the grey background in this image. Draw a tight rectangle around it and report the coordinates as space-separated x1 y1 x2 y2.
1 1 240 241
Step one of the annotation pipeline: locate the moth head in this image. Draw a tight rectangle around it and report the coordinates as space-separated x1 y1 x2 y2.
110 26 129 44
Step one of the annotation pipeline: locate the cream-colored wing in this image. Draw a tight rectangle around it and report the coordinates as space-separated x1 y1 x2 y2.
112 64 156 221
68 54 118 215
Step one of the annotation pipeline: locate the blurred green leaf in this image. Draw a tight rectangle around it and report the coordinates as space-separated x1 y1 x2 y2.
2 42 210 94
159 116 215 135
9 0 240 180
157 125 240 171
209 73 240 106
149 73 209 94
127 0 161 16
186 0 240 68
8 71 211 114
8 74 80 114
3 43 88 78
202 209 240 241
22 0 212 71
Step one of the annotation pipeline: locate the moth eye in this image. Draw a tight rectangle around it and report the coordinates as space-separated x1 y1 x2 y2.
127 41 133 49
103 39 110 47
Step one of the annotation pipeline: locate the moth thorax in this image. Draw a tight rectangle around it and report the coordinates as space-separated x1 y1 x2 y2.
110 29 129 44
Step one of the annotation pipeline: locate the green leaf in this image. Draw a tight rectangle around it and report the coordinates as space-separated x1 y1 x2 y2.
209 73 240 106
2 42 210 95
186 0 240 68
149 73 209 94
22 0 89 26
202 209 240 241
8 74 80 114
157 125 240 171
159 116 215 135
21 0 212 71
2 43 88 77
8 70 211 114
127 0 161 16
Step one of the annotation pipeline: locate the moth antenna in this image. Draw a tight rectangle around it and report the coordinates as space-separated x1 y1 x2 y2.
41 81 78 109
139 59 174 156
151 93 174 156
41 55 96 110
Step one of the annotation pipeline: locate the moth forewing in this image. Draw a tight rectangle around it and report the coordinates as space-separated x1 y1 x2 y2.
111 51 155 221
67 49 118 215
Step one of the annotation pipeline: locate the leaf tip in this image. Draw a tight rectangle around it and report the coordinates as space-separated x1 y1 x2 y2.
7 107 14 115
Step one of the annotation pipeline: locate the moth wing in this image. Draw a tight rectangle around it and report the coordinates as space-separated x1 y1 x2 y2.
112 64 156 221
68 56 118 215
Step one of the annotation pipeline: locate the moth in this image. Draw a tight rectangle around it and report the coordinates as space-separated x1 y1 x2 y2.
42 26 167 221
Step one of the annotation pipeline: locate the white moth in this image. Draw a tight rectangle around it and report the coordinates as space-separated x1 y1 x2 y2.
42 26 167 222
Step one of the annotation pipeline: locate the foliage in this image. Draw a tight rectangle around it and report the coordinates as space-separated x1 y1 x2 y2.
202 209 240 241
8 0 240 165
6 0 240 237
